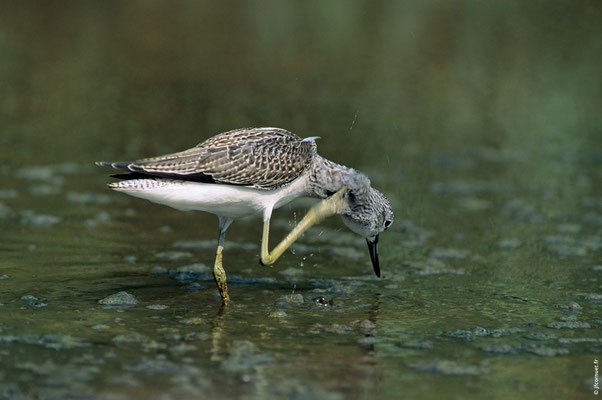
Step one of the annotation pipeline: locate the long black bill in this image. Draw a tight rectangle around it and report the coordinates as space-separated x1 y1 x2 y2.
366 235 380 277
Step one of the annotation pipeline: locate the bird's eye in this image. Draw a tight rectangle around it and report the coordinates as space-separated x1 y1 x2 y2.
384 220 392 230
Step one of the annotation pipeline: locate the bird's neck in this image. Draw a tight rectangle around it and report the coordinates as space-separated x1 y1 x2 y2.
307 155 368 199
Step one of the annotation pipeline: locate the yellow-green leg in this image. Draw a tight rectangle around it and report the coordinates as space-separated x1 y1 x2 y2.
261 186 350 265
213 245 229 301
213 216 233 301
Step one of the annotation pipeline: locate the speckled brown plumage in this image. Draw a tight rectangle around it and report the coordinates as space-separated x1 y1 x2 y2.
100 127 317 189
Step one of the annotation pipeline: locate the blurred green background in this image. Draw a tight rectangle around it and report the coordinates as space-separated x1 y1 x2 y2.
2 1 600 165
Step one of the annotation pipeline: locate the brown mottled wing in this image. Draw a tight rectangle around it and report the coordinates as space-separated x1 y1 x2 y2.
126 127 317 189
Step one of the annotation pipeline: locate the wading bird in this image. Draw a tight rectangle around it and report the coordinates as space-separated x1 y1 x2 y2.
97 127 393 300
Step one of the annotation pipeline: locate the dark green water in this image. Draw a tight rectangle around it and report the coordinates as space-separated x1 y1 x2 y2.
1 1 601 399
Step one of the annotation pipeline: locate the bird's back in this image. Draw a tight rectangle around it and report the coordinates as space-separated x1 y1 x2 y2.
99 127 318 189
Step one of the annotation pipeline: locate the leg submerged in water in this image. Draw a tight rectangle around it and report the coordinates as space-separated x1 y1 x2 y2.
213 216 233 301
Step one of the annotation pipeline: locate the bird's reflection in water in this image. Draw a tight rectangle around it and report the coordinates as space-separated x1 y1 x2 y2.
210 300 230 362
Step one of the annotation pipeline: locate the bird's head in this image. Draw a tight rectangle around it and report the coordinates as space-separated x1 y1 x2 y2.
338 176 394 277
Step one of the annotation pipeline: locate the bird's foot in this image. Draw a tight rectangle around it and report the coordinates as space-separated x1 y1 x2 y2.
314 185 350 217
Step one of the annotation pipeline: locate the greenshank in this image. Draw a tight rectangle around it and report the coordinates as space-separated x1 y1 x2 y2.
97 127 393 300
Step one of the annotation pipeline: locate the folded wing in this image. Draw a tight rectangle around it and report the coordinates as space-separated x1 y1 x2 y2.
97 127 318 189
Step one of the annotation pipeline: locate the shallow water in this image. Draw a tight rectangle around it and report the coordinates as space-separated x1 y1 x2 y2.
1 2 601 399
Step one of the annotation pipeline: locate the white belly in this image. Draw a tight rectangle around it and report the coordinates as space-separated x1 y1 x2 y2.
108 176 308 219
